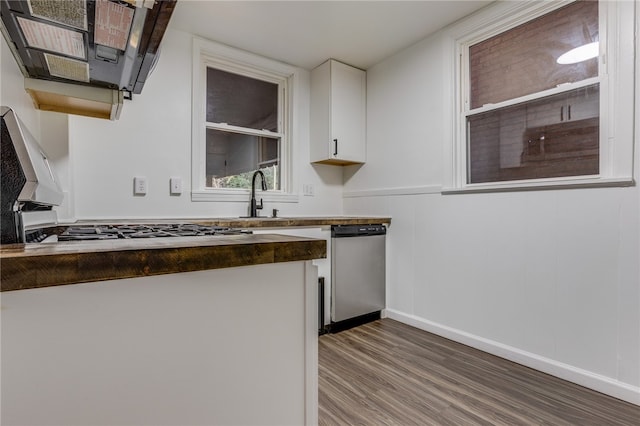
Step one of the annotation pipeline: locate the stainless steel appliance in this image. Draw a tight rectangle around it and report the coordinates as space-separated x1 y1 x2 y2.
1 106 63 244
1 106 250 244
0 0 176 95
331 224 386 330
1 1 177 119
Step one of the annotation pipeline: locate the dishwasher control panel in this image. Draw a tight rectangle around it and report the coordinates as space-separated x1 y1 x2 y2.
331 224 386 237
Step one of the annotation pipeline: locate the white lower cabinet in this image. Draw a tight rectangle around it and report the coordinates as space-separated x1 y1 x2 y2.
1 262 318 426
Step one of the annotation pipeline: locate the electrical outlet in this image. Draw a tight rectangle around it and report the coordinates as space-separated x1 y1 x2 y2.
134 176 147 195
303 184 315 196
170 177 182 195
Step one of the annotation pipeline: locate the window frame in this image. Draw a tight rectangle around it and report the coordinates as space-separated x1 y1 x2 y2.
191 37 299 202
444 0 634 193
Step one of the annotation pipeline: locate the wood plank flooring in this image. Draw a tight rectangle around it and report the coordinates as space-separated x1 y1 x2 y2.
318 319 640 425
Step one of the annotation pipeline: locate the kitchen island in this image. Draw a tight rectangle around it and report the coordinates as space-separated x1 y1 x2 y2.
0 233 326 291
0 233 324 425
0 216 389 292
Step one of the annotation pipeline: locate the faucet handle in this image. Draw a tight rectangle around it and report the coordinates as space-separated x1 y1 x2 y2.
256 198 264 210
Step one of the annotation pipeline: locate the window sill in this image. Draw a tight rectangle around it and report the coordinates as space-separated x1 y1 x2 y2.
442 177 635 194
192 190 299 203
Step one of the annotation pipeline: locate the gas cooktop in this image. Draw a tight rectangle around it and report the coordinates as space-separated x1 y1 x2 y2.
57 224 251 241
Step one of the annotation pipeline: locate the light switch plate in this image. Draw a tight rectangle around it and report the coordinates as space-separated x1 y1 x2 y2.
170 177 182 195
303 184 315 196
134 176 147 195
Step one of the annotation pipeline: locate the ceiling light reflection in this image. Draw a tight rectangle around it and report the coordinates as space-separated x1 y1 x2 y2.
557 41 599 64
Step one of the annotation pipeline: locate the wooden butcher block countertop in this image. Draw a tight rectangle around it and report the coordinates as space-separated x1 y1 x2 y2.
0 216 390 292
76 216 392 228
0 234 326 292
195 216 391 228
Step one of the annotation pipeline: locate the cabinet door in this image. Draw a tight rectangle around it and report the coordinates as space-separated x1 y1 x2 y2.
526 84 599 128
330 60 366 163
564 85 599 121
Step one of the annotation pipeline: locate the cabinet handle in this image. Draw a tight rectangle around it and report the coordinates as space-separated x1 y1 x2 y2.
568 105 571 121
333 139 338 156
560 106 564 121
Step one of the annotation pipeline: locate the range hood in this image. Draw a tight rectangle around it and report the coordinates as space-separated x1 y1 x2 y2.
1 0 177 120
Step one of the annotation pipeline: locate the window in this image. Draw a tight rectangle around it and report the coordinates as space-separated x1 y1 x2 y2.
447 0 634 192
467 0 599 184
205 67 282 190
191 38 299 202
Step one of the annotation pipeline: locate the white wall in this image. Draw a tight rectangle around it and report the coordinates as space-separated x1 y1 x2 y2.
344 2 640 405
67 29 344 221
1 36 72 218
1 36 39 133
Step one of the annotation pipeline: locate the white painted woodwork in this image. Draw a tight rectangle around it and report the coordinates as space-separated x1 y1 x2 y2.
253 227 333 326
311 59 366 165
1 261 319 425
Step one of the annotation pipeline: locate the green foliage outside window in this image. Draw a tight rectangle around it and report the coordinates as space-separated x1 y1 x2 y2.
210 166 278 190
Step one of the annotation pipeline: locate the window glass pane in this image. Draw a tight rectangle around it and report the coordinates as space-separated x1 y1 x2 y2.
206 67 278 132
468 84 599 183
205 129 280 190
469 0 598 109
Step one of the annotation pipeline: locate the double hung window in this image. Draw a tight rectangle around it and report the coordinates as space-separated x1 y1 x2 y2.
466 0 600 184
205 67 283 190
192 38 298 201
450 0 633 191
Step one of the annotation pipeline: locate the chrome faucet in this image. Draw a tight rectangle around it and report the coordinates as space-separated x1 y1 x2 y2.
249 170 267 217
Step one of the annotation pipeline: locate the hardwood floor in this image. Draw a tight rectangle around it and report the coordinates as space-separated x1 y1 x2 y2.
318 319 640 425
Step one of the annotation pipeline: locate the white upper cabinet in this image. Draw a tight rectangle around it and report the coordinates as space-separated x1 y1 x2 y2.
310 59 366 165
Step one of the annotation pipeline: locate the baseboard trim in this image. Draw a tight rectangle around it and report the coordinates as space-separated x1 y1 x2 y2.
384 309 640 406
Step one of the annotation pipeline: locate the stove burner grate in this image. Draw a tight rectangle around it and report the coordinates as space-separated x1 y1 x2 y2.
58 224 251 241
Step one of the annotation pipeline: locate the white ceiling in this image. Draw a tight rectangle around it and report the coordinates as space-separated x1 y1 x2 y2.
169 1 493 70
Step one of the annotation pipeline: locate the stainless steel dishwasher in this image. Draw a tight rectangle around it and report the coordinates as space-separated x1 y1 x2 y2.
331 224 386 331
